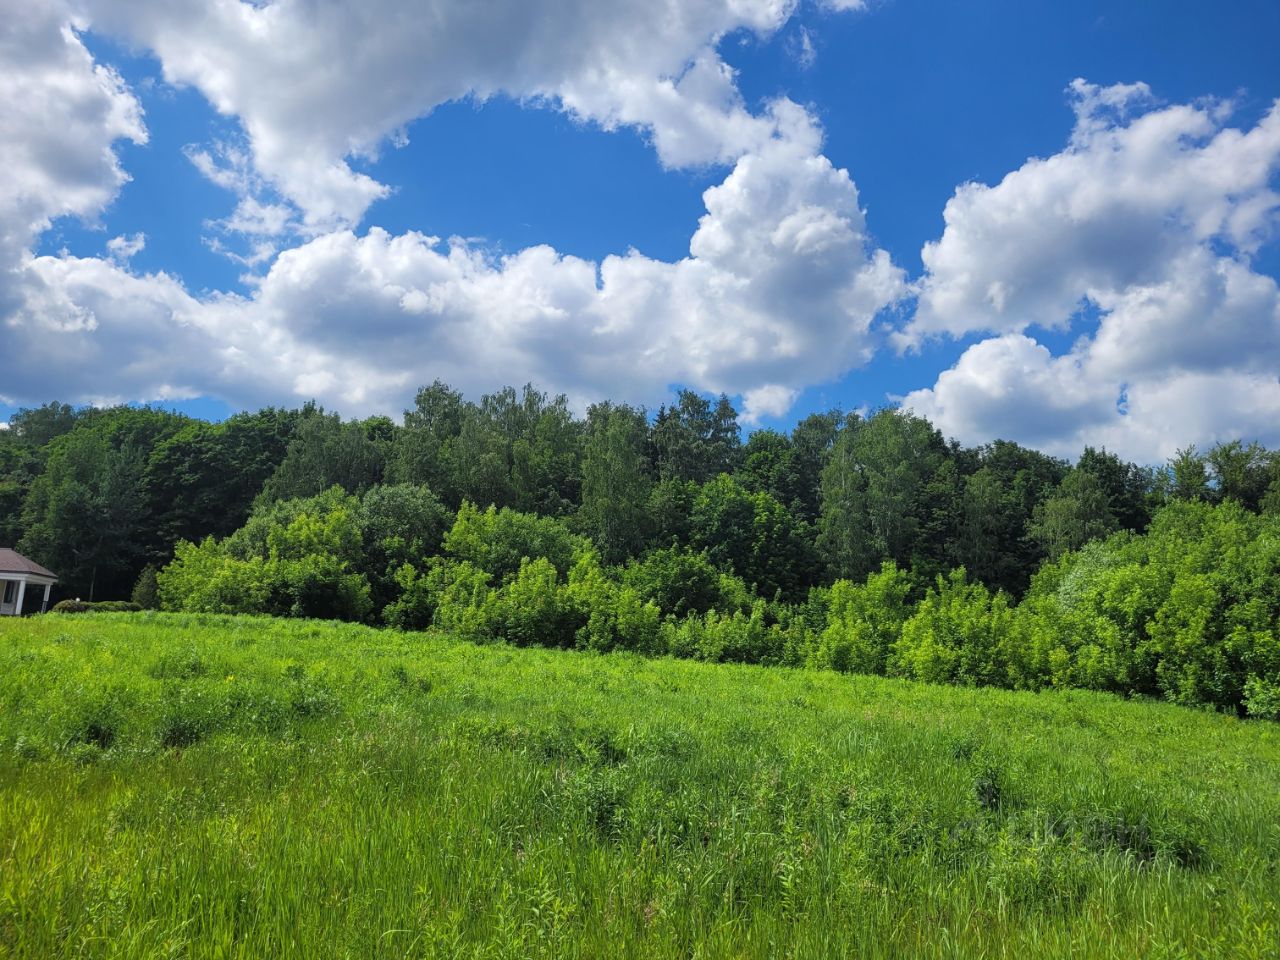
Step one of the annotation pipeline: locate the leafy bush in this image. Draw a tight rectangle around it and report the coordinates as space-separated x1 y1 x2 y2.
622 546 744 620
805 562 913 674
892 569 1017 687
1015 501 1280 714
158 488 373 622
51 599 93 613
663 602 785 664
131 564 159 609
480 557 577 648
564 550 662 654
443 501 586 581
50 599 141 614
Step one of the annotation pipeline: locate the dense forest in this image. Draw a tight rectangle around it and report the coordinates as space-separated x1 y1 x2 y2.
4 383 1279 717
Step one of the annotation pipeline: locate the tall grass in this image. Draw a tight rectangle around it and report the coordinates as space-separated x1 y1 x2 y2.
1 612 1278 958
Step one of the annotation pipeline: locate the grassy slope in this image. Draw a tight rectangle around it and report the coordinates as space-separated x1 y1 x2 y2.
1 613 1278 959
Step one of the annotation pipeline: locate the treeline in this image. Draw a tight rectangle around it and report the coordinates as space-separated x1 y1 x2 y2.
3 383 1278 716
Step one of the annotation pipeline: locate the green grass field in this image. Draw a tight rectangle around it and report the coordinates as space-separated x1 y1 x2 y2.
1 613 1278 958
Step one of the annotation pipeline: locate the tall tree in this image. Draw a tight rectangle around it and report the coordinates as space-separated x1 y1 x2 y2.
1206 440 1273 510
259 409 389 503
692 474 816 600
7 402 79 448
387 381 466 503
1076 446 1152 531
788 411 843 523
145 407 299 555
578 402 652 563
651 390 741 483
819 409 949 580
19 431 147 599
817 414 871 580
1028 469 1119 559
1165 445 1211 502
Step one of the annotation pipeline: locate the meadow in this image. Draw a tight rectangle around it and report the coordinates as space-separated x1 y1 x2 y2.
1 612 1278 959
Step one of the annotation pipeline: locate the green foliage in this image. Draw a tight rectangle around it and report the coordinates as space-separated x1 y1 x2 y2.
443 501 586 581
806 562 913 674
818 410 949 581
6 381 1279 727
892 569 1017 687
49 599 94 613
358 482 450 608
158 489 373 622
404 559 493 639
1075 446 1153 531
622 546 737 620
564 550 662 654
445 385 584 514
258 408 389 503
691 474 817 600
480 556 577 648
145 409 298 551
662 601 784 664
1029 469 1119 560
577 402 652 563
157 539 275 615
644 477 697 549
18 421 156 598
1018 501 1280 714
1206 439 1275 510
2 612 1278 958
48 599 143 614
1165 445 1211 502
386 380 465 501
130 564 159 610
650 390 741 483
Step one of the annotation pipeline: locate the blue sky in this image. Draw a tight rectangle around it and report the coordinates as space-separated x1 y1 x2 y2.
4 0 1280 460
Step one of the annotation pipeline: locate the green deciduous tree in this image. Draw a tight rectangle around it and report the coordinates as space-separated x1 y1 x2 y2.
1029 469 1119 560
577 402 652 563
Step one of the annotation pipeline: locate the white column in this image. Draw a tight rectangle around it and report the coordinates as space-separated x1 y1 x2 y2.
14 579 26 616
42 582 52 612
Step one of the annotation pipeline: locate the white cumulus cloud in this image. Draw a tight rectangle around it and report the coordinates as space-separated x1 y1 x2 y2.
74 0 844 229
0 0 904 423
903 81 1280 461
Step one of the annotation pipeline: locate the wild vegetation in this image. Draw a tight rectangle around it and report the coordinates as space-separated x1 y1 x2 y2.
3 384 1279 716
2 612 1278 959
3 386 1279 956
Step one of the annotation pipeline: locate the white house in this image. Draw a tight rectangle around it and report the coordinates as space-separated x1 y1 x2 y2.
0 549 57 616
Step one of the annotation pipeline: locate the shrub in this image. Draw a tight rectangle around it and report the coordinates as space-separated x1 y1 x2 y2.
131 564 160 610
51 599 93 614
1015 501 1280 712
663 602 784 665
892 568 1016 687
807 562 913 674
564 550 661 654
623 546 743 620
49 599 140 614
92 601 143 613
481 557 576 648
424 560 495 642
443 502 586 582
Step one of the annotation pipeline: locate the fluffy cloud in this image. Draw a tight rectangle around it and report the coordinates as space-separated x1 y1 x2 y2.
9 3 1279 464
907 80 1280 344
6 120 903 417
903 81 1280 461
903 335 1280 462
3 0 907 422
74 0 830 229
0 1 144 314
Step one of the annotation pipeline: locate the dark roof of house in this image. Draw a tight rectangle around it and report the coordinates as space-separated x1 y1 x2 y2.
0 548 57 580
